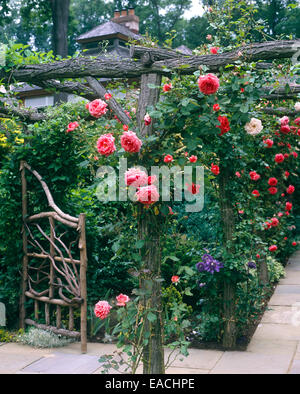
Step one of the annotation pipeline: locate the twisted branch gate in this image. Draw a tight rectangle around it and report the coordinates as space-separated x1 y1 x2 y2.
19 161 88 353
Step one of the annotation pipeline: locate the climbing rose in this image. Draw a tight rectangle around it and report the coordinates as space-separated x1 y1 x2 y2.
249 171 260 181
86 99 108 118
292 152 298 158
295 118 300 125
116 294 130 306
294 102 300 112
123 124 129 131
286 202 292 211
210 47 218 54
213 104 220 111
280 116 289 126
187 183 201 195
67 121 79 132
198 73 220 95
268 187 278 195
271 217 279 227
268 177 278 186
171 275 180 283
104 93 112 100
285 171 290 178
252 190 260 197
292 241 297 246
125 168 148 187
211 163 220 175
206 34 212 40
163 83 172 92
147 175 157 185
121 130 142 153
245 118 263 136
144 113 151 126
217 116 230 135
136 185 160 205
97 133 116 156
269 245 278 252
189 155 197 163
235 171 241 178
263 138 273 148
94 301 112 320
275 153 284 163
286 185 295 194
164 154 174 163
281 125 290 134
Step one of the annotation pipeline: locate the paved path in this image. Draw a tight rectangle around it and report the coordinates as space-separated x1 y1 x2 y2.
1 250 300 374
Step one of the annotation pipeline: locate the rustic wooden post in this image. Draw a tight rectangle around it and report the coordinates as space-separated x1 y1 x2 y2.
258 257 269 287
79 213 88 354
137 73 165 374
49 217 55 299
219 164 237 349
19 161 28 329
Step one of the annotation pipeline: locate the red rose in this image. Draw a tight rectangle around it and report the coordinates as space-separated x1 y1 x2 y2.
292 152 298 158
269 245 278 252
104 93 112 100
240 87 245 93
249 171 260 181
213 104 220 111
292 242 297 246
123 124 129 131
217 116 230 135
280 125 290 134
211 163 220 175
210 47 218 54
252 190 260 197
163 83 172 92
164 154 174 163
271 217 279 227
198 73 220 95
263 138 273 148
268 187 278 195
189 155 198 163
275 154 284 163
171 275 180 283
235 171 241 178
187 183 201 195
285 171 290 178
286 185 295 194
286 202 292 211
268 177 278 186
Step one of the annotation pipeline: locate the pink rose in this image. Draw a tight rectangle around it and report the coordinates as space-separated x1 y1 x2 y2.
198 74 220 95
94 300 112 320
125 168 148 187
171 275 180 283
97 133 116 156
280 116 289 126
286 185 295 194
67 121 79 132
144 113 151 126
116 293 130 306
121 131 142 153
86 99 108 118
136 185 160 205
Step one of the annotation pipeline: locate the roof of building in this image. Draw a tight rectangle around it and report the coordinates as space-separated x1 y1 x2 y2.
76 21 142 44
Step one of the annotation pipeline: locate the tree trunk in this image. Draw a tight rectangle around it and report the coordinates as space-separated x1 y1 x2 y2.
51 0 70 58
137 72 164 374
219 165 236 349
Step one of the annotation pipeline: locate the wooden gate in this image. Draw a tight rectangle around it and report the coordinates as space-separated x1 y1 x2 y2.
19 161 87 353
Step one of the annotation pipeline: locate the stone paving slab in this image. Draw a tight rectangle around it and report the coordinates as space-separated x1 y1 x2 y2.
288 360 300 374
261 306 298 324
268 293 300 306
20 352 101 374
253 323 300 342
280 272 300 285
211 351 292 374
247 338 298 356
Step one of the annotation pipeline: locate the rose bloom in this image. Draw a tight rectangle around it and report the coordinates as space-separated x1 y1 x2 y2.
148 175 157 185
94 300 112 320
136 184 160 205
189 155 198 163
121 130 142 153
281 125 290 134
210 47 218 54
116 293 130 306
168 206 174 215
97 133 116 156
295 117 300 126
268 177 278 186
240 87 245 93
164 154 174 163
252 190 260 197
67 121 79 132
294 102 300 112
286 202 292 211
163 83 172 92
144 113 151 126
284 153 289 158
269 245 278 252
292 241 297 246
123 124 129 131
286 185 295 194
213 103 220 111
187 183 201 195
86 99 108 118
280 116 289 126
206 34 212 40
198 73 220 95
249 171 260 181
263 138 273 148
217 116 230 135
271 217 279 227
171 275 180 283
104 93 112 100
125 168 148 187
235 171 241 178
211 163 220 175
245 118 263 136
275 153 284 163
268 187 278 195
292 152 298 158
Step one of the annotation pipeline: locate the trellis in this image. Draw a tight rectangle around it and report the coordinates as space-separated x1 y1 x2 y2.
19 161 88 353
1 37 299 372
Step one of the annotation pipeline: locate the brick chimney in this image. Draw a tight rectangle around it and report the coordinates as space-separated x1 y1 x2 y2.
111 8 139 34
